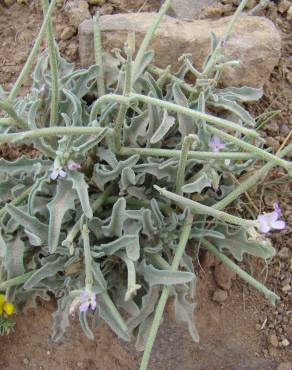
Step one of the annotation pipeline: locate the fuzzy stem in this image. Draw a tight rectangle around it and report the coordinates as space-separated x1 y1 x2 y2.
132 0 173 79
0 100 27 129
175 136 194 195
154 185 257 228
41 0 59 127
120 146 256 160
8 0 57 101
140 212 193 370
0 271 35 289
0 117 14 126
114 47 132 152
82 223 93 292
0 126 109 144
208 126 291 171
93 12 105 97
0 186 32 219
201 239 279 304
90 94 258 138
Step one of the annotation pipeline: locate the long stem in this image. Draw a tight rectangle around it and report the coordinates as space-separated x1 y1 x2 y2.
114 47 132 152
8 0 57 101
0 126 109 144
0 117 15 126
201 239 279 304
132 0 173 79
0 271 35 289
208 126 291 170
140 212 193 370
93 12 105 97
41 0 59 127
120 146 256 160
175 135 194 195
0 100 27 129
82 223 93 291
154 185 257 228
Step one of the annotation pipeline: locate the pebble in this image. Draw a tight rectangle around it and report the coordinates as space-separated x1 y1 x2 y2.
278 0 290 13
280 124 290 136
212 288 228 303
23 358 30 365
61 26 76 41
269 333 279 347
214 263 236 290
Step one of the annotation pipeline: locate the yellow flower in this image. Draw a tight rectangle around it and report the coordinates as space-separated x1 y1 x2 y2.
0 294 5 306
3 302 15 316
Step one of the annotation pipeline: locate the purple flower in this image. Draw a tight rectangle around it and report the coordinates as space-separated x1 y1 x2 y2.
257 207 286 233
209 136 226 152
273 202 281 215
79 291 96 312
67 160 81 171
50 167 66 180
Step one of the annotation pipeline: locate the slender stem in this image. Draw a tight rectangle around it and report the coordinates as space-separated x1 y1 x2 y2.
114 47 133 152
0 100 27 129
132 0 173 79
0 126 109 144
175 136 194 195
90 94 259 138
82 223 93 291
202 0 249 76
154 185 257 228
208 126 291 170
0 117 14 126
201 239 279 304
0 271 35 289
93 12 105 97
0 186 32 219
213 142 292 210
140 212 193 370
120 146 256 160
42 0 59 127
8 0 57 101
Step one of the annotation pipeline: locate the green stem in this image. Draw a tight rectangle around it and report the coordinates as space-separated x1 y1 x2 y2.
140 212 193 370
208 126 291 171
120 146 256 160
114 47 133 152
201 239 279 304
90 94 258 138
132 0 173 79
0 100 27 129
0 117 14 126
8 0 57 101
154 185 257 228
0 126 109 144
42 0 59 127
0 271 35 289
175 135 194 195
93 12 105 97
82 223 93 292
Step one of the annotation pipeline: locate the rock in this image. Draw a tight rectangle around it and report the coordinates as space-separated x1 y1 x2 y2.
277 363 292 370
212 288 228 303
66 0 91 28
201 251 220 269
280 338 290 347
165 0 216 19
61 26 76 41
278 0 290 13
204 4 224 17
278 247 290 259
269 333 279 347
79 13 281 87
287 6 292 20
214 263 236 290
88 0 105 4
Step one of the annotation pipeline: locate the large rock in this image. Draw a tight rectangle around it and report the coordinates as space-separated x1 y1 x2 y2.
79 13 281 87
164 0 216 19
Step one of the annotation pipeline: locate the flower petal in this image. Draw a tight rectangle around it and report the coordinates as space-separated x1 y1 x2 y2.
50 169 59 180
79 302 90 312
272 220 286 230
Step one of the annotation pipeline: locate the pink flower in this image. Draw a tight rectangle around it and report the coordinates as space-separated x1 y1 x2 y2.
50 167 66 180
257 206 285 234
208 136 226 152
79 291 96 312
67 160 81 171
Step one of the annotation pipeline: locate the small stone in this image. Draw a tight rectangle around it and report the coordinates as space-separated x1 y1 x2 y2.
280 338 290 347
287 6 292 20
212 288 228 303
61 26 76 41
4 0 16 5
277 363 292 370
204 4 224 17
65 42 78 59
278 0 290 13
214 263 236 290
99 4 114 15
267 121 279 134
67 1 91 28
23 358 30 365
167 0 215 19
280 124 290 136
281 284 291 293
201 251 220 269
87 0 105 4
269 333 279 347
246 0 257 9
278 247 290 259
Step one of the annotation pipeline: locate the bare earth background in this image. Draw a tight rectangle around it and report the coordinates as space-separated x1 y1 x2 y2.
0 0 291 369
